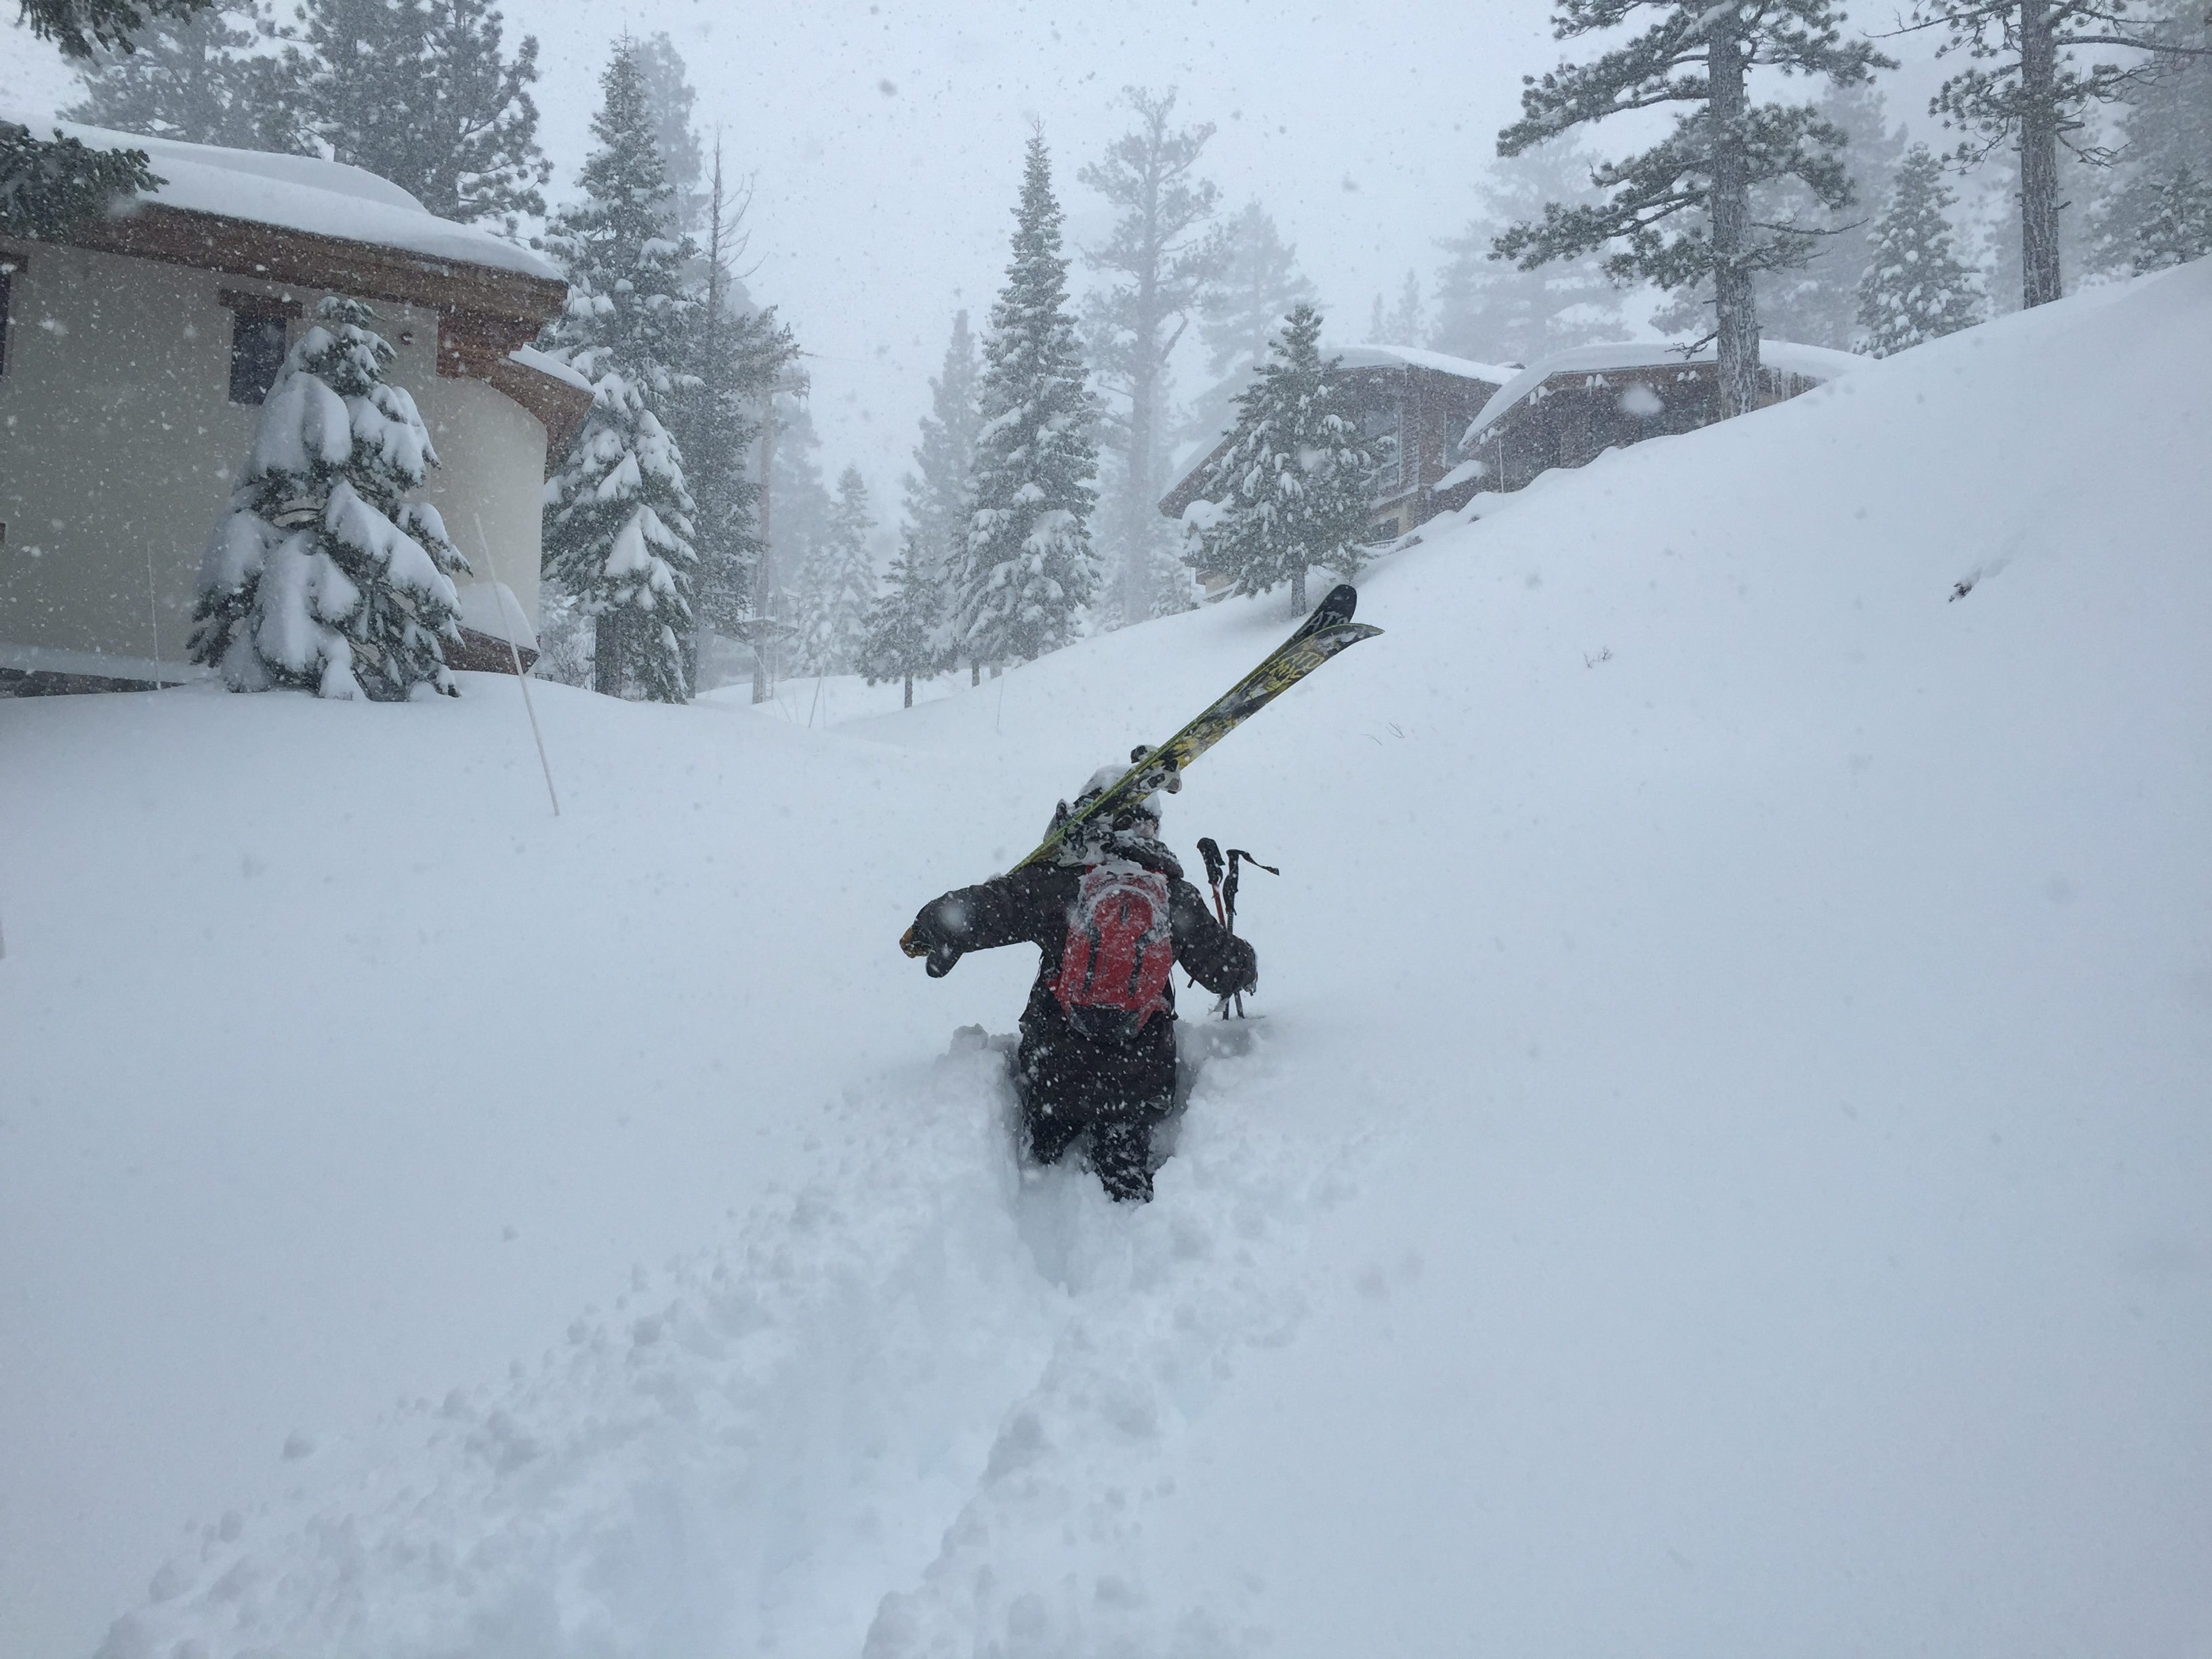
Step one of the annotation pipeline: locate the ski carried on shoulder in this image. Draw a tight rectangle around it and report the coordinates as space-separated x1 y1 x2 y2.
1006 583 1382 874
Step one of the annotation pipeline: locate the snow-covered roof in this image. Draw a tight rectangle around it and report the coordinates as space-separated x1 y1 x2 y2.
1332 342 1519 384
1465 338 1868 444
509 344 592 396
47 119 559 282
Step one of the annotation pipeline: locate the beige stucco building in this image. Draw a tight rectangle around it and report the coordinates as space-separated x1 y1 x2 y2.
0 125 589 693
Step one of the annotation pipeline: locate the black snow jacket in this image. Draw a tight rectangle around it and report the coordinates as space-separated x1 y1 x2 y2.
907 839 1256 1113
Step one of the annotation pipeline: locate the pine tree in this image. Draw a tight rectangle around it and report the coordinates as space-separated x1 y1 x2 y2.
286 0 549 229
1652 79 1912 349
861 527 942 707
190 297 468 699
1080 86 1221 627
1186 303 1374 615
2132 163 2212 268
4 0 210 239
667 142 801 678
1381 268 1426 342
632 30 707 234
1856 144 1988 354
793 466 876 674
1432 142 1624 365
1185 201 1315 450
2087 0 2212 274
1496 0 1892 418
541 41 699 703
954 133 1099 670
64 0 306 152
1908 0 2210 308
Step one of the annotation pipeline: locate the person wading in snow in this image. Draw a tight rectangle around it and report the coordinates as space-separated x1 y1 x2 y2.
901 764 1258 1203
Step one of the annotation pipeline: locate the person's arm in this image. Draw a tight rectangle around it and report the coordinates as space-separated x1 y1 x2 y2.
903 868 1058 977
1169 879 1258 998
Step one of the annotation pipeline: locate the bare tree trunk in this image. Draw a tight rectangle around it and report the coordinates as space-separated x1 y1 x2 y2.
2018 0 2065 308
752 401 775 704
592 609 624 697
1290 565 1308 615
903 673 914 709
1707 22 1763 419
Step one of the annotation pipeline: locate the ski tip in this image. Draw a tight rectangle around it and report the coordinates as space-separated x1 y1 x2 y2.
1316 583 1358 623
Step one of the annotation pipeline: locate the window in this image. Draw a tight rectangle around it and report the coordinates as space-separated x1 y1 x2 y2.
219 289 301 406
1358 396 1404 492
228 310 287 405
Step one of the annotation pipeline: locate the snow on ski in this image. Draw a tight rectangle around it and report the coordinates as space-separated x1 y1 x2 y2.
1004 583 1381 875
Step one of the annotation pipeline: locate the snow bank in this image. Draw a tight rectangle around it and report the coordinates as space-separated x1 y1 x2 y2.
4 264 2207 1659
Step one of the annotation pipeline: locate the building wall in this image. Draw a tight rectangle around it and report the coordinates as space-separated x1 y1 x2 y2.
0 239 544 670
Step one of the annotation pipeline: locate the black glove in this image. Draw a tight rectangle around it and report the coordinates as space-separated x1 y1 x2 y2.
900 920 963 977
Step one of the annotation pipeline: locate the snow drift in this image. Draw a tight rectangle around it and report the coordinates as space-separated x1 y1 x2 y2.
3 264 2207 1659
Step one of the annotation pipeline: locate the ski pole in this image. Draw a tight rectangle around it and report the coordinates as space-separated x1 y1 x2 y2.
1220 848 1278 1019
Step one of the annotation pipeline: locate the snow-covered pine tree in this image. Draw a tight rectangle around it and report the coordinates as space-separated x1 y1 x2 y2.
1496 0 1891 418
1080 86 1221 627
64 0 304 152
1855 143 1987 354
794 466 876 674
285 0 548 229
954 133 1099 670
1380 269 1425 342
632 30 708 235
1185 302 1373 615
2087 0 2212 274
1652 79 1912 350
861 527 941 707
2132 163 2212 268
1431 141 1624 365
190 297 468 699
1185 201 1315 454
1910 0 2209 308
668 142 801 681
541 40 699 703
4 0 204 239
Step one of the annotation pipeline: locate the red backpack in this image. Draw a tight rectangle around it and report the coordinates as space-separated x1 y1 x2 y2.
1051 865 1175 1038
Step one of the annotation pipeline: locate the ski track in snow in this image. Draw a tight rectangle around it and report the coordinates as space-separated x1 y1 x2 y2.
99 1033 1357 1659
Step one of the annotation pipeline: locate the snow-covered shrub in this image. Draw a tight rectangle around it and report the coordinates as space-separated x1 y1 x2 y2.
190 295 469 700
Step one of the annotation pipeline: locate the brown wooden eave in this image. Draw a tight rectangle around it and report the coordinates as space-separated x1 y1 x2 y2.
53 202 567 327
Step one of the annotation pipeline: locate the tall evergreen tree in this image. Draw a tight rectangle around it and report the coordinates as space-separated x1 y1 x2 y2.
286 0 548 229
5 0 216 239
1380 268 1426 342
1431 141 1624 365
792 466 876 674
2131 163 2212 267
64 0 306 152
861 528 942 708
1496 0 1891 418
1185 303 1373 615
1855 144 1988 353
954 133 1099 669
1080 86 1221 626
753 392 833 688
632 30 708 234
191 297 469 699
2086 0 2212 274
1185 201 1315 449
667 142 801 682
540 41 698 703
893 309 979 666
1652 79 1912 348
1905 0 2211 308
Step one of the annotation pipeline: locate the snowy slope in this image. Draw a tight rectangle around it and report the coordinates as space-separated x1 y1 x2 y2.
4 264 2208 1659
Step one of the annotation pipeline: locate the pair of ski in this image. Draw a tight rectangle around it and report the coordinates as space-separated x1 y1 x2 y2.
1012 582 1380 873
903 583 1379 970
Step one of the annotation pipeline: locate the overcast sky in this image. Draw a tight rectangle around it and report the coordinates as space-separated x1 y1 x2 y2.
5 0 1957 512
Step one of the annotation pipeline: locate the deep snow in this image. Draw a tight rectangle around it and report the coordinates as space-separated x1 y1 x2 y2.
3 264 2208 1659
